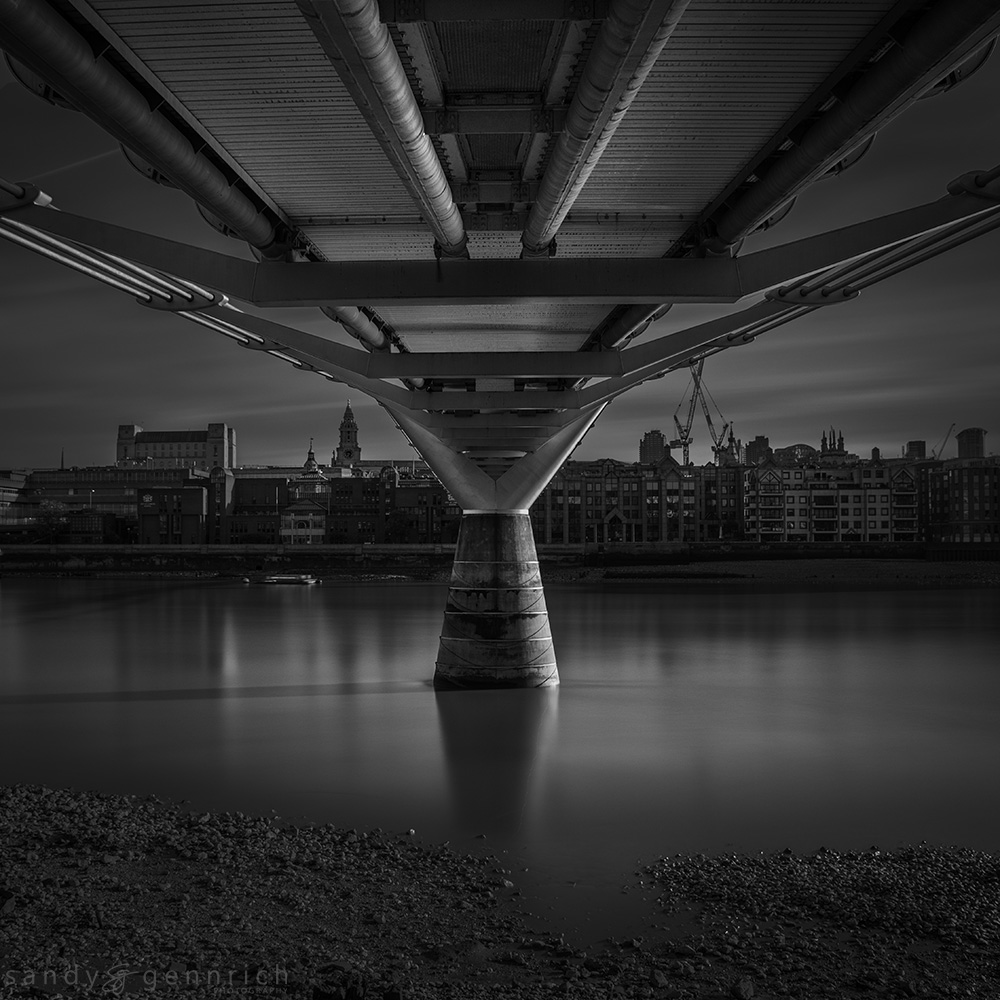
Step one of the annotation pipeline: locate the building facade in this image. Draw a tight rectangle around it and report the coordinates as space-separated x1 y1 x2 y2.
744 435 772 466
956 427 986 460
743 460 919 543
638 430 668 464
532 458 682 544
0 470 28 524
19 466 211 542
919 456 1000 542
138 486 209 544
116 423 236 470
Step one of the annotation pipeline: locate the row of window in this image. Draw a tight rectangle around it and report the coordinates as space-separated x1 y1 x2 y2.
760 469 895 481
746 520 904 531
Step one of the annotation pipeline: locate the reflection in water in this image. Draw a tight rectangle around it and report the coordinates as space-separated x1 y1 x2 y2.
435 688 558 836
2 578 1000 942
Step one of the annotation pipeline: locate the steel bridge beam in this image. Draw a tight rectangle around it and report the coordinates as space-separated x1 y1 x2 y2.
521 0 690 258
377 0 612 20
298 0 468 258
0 0 288 257
7 182 1000 309
705 0 1000 250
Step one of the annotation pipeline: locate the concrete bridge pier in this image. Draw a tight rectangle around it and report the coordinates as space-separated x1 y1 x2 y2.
435 509 556 688
387 403 606 688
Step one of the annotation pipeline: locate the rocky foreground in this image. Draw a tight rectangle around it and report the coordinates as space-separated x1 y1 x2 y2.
1 785 998 999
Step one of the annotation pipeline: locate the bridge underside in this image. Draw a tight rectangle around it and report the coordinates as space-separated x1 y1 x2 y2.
3 0 1000 685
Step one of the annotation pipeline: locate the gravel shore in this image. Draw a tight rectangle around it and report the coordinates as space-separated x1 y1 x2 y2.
2 785 998 999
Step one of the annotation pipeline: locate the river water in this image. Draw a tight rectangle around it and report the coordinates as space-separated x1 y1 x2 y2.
2 577 999 942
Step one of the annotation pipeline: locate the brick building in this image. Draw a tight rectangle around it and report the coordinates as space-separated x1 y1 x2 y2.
919 457 1000 542
138 485 209 544
743 460 919 542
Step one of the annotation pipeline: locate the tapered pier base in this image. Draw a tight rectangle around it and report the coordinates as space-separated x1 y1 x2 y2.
435 511 558 688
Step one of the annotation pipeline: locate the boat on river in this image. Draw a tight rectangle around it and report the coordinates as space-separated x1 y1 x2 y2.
260 574 318 585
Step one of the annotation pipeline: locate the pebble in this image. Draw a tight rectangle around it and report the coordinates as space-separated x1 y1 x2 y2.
2 784 999 999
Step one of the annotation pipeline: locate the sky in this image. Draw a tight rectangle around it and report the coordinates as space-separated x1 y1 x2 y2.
2 44 1000 470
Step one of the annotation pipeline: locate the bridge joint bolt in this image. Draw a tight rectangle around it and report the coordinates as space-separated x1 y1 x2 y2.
0 181 52 213
765 286 859 307
140 289 225 312
947 169 1000 201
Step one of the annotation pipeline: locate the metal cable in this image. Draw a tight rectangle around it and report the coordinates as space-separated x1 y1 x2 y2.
0 218 171 299
0 223 151 299
844 209 1000 291
176 310 252 344
816 208 1000 294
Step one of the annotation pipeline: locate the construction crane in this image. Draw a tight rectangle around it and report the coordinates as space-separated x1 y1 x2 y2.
931 422 956 460
670 359 737 466
670 360 701 466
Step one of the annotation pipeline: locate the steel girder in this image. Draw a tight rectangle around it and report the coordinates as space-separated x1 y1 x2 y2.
3 166 1000 452
519 0 690 258
297 0 469 259
3 164 1000 490
5 180 1000 310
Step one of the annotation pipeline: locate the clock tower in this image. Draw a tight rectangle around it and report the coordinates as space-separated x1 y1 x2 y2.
334 400 361 467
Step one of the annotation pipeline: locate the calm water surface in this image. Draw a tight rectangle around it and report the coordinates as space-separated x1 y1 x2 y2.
2 577 999 940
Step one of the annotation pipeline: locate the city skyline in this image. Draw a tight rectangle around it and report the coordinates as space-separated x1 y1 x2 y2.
1 409 986 472
3 53 999 469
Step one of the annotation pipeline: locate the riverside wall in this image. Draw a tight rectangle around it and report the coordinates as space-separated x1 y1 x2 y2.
2 540 998 576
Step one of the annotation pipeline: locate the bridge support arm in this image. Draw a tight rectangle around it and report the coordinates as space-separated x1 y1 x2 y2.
5 171 1000 306
385 405 604 688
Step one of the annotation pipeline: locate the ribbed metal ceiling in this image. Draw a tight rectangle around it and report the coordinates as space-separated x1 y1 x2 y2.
30 0 963 354
569 0 901 248
465 135 523 170
85 0 421 221
434 20 558 91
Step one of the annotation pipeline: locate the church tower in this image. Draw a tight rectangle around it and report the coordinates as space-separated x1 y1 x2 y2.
334 400 361 467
